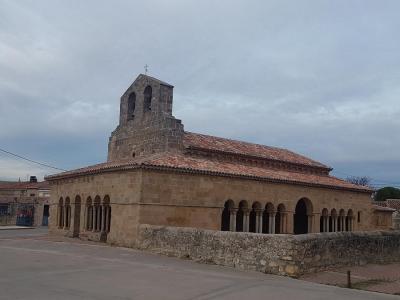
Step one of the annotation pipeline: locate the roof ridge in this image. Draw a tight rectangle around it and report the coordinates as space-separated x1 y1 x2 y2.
139 74 174 87
183 131 330 169
184 131 286 151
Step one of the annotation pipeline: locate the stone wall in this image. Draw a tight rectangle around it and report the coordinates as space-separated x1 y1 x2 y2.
108 74 184 161
394 212 400 229
137 224 400 277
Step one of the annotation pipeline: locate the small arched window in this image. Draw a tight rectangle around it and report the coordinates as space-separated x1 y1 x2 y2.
143 86 152 112
127 92 136 120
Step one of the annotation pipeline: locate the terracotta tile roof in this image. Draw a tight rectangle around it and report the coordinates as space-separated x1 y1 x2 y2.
373 205 396 212
373 201 387 207
0 181 50 190
183 132 330 169
45 153 371 193
45 160 140 179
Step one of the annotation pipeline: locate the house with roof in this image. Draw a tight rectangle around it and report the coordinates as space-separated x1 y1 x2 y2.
0 176 50 226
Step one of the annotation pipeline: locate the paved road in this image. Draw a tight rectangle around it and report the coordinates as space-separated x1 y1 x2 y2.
0 229 397 300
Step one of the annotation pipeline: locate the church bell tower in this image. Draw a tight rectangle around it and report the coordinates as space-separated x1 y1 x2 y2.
107 74 184 161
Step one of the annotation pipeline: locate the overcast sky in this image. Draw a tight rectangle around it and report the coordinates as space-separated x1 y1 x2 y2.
1 0 399 188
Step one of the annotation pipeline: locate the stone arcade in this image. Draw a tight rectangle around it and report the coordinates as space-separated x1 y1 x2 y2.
46 74 393 247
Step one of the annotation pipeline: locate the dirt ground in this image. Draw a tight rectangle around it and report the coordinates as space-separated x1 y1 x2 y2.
300 263 400 296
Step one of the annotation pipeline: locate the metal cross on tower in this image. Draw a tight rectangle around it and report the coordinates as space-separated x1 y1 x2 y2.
144 64 149 75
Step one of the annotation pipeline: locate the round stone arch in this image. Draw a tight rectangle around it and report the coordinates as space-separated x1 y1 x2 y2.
221 199 235 231
294 198 313 235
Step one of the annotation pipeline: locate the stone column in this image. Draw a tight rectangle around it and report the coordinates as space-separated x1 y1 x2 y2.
63 205 68 229
57 205 60 228
97 206 102 232
101 206 106 233
83 205 87 231
243 209 250 232
286 211 294 234
269 213 276 234
280 213 284 233
229 209 237 232
89 206 93 230
108 206 112 232
314 214 320 233
324 216 329 232
105 206 110 233
92 206 97 232
325 216 329 232
311 213 319 233
332 217 337 232
70 202 76 235
255 210 260 233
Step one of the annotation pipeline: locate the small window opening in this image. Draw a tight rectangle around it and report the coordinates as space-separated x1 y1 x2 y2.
127 92 136 120
357 211 361 223
143 86 152 112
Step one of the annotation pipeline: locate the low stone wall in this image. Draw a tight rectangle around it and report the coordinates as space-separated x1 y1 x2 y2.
137 224 400 277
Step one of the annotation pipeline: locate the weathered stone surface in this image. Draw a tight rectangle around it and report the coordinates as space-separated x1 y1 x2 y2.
108 74 184 161
137 224 400 277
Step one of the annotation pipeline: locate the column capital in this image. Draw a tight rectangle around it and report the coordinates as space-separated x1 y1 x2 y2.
243 208 250 215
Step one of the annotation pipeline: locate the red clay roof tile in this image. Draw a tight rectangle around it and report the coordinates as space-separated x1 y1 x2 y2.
183 132 329 169
45 153 371 193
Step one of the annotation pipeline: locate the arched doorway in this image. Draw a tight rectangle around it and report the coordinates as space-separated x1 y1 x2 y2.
221 200 234 231
294 198 312 234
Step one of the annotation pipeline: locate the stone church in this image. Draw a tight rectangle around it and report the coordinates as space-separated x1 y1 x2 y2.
46 74 392 246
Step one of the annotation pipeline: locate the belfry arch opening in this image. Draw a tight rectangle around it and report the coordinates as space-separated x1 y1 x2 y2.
143 86 152 112
127 92 136 120
294 198 313 234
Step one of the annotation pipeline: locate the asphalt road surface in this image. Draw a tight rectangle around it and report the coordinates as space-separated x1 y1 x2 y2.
0 228 397 300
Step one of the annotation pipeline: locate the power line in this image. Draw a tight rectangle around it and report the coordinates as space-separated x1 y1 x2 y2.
0 147 67 172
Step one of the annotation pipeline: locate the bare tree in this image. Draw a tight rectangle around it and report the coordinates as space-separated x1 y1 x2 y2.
346 176 372 187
